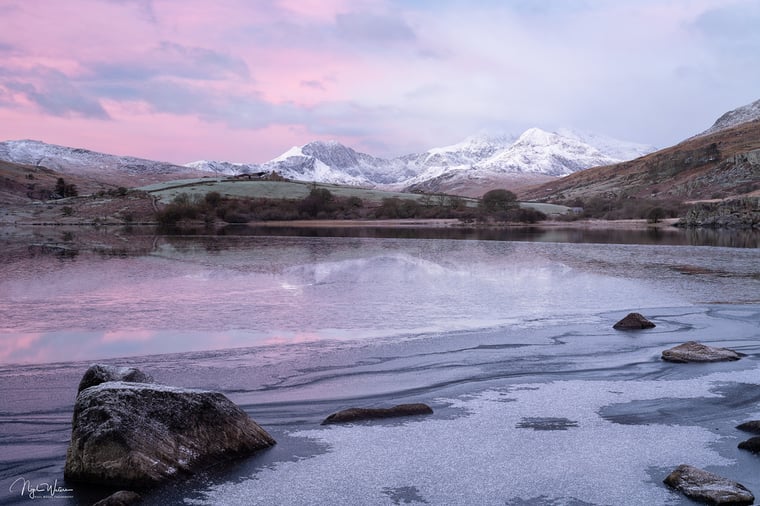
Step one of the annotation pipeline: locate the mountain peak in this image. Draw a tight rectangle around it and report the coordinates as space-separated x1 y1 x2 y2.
515 128 558 145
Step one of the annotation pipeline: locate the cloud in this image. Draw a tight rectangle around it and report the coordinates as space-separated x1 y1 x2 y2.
92 41 250 82
334 11 416 44
692 2 760 55
3 68 110 119
301 79 326 90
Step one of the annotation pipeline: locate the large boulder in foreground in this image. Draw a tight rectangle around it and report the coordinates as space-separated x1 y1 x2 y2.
661 341 743 363
322 403 433 425
65 377 275 488
663 464 754 505
613 312 655 330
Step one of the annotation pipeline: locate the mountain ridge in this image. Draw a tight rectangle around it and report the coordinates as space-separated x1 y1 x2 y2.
186 128 655 196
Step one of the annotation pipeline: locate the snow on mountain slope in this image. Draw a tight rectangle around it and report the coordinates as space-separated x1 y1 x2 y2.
697 98 760 137
556 128 656 160
472 128 620 177
0 139 194 177
185 160 258 175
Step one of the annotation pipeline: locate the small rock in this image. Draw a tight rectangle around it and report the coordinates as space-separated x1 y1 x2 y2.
322 403 433 425
661 341 743 363
663 464 754 505
78 364 154 393
613 312 655 330
93 490 142 506
738 436 760 453
737 421 760 434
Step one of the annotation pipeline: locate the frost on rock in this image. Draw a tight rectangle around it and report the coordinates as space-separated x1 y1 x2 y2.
65 374 275 488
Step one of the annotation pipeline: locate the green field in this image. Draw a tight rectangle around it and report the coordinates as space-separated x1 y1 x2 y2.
139 178 570 215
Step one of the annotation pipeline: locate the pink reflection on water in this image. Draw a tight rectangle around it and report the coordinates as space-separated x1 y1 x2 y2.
102 329 156 343
260 333 322 346
0 332 44 363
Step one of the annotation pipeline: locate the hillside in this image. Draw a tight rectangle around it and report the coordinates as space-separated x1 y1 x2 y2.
520 120 760 202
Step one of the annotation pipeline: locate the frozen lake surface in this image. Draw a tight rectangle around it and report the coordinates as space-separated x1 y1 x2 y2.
0 228 759 505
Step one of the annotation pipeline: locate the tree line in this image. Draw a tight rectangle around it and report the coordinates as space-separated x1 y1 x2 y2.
155 188 546 228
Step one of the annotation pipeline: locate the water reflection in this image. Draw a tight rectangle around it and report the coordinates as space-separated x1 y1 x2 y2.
218 224 760 248
1 225 758 366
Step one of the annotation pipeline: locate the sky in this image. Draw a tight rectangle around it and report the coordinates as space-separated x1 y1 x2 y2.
0 0 759 165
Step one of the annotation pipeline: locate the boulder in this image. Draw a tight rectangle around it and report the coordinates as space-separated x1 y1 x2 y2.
663 464 754 505
613 312 655 330
738 436 760 453
78 364 154 393
661 341 743 363
737 421 760 434
322 403 433 425
65 381 275 488
92 490 142 506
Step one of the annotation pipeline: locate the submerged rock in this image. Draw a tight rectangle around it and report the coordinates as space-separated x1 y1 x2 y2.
738 436 760 453
612 312 655 330
78 364 154 393
661 341 743 363
322 403 433 425
737 421 760 434
663 464 754 505
92 490 142 506
65 372 275 488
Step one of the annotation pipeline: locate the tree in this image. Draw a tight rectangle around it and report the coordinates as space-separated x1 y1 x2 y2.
54 177 78 198
647 207 666 224
480 189 517 213
299 188 334 217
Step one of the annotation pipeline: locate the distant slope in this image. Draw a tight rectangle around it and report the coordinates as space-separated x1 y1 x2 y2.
520 120 760 202
696 98 760 138
0 140 206 188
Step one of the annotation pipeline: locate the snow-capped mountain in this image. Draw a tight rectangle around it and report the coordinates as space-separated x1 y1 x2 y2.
207 128 654 194
471 128 619 177
697 98 760 138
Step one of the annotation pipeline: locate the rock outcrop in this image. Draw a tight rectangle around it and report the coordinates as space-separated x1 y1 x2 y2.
65 366 275 488
322 403 433 425
661 341 743 363
663 464 754 505
612 313 655 330
738 437 760 453
737 420 760 434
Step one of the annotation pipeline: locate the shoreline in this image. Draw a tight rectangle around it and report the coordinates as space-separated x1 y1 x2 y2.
0 216 681 231
246 217 682 231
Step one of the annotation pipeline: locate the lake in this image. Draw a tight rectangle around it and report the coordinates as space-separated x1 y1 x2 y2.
1 225 759 505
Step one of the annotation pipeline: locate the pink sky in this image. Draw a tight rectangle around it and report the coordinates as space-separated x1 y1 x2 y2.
1 0 759 164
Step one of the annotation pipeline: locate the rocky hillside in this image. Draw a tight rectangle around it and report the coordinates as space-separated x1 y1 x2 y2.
520 120 760 202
